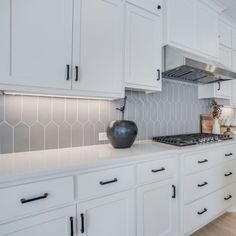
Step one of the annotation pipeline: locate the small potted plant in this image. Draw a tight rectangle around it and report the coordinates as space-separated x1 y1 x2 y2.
106 96 138 148
211 100 223 134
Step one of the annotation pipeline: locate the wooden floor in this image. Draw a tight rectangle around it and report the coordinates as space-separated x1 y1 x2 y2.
192 213 236 236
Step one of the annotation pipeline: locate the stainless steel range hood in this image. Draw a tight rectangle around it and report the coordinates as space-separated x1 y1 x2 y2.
163 46 236 84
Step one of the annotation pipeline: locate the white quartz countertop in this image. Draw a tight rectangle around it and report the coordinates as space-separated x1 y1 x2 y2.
1 139 236 185
0 141 178 184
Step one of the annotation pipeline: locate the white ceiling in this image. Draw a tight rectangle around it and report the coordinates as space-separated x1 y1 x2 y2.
217 0 236 23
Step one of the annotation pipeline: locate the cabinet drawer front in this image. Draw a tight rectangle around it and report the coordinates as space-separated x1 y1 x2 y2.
137 158 177 185
184 160 236 204
222 183 236 209
184 182 236 234
184 191 222 234
0 177 74 222
126 0 162 14
77 166 135 201
184 147 236 175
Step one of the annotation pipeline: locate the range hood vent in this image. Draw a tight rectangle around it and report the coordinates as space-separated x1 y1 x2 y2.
163 46 236 84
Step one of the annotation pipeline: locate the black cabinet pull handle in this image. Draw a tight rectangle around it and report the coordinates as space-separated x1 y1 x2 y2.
217 81 221 91
224 195 232 201
225 172 233 177
225 153 233 157
80 213 85 234
198 159 208 164
172 185 176 199
198 182 208 187
70 217 74 236
75 66 79 81
157 69 161 81
66 64 70 80
198 208 207 215
20 193 48 204
152 167 165 173
100 178 118 185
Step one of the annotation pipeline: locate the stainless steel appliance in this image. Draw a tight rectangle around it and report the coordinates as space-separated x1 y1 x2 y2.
163 46 236 84
153 133 232 147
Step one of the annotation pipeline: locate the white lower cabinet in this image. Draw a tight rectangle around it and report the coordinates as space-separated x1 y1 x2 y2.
77 191 135 236
184 182 236 235
0 156 179 236
0 206 76 236
181 144 236 235
137 179 177 236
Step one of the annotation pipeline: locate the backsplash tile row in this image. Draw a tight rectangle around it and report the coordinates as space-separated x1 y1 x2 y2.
0 80 211 154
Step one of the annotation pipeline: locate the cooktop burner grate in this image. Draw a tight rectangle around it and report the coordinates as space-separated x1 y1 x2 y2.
153 133 232 147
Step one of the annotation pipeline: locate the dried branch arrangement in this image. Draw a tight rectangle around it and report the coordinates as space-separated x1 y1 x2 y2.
211 99 223 119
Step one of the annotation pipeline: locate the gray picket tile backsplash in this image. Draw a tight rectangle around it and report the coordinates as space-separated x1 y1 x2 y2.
0 80 211 154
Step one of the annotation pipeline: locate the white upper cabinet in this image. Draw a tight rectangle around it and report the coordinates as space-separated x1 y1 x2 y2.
219 20 232 48
124 2 162 91
127 0 162 14
0 0 164 97
198 43 233 100
232 50 236 72
0 0 73 90
231 51 236 107
0 0 125 99
72 0 124 98
196 1 219 59
166 0 222 60
198 81 232 100
215 81 232 99
167 0 196 50
199 45 232 99
232 29 236 51
219 45 232 69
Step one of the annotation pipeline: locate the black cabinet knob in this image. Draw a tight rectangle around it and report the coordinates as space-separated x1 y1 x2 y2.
157 5 161 10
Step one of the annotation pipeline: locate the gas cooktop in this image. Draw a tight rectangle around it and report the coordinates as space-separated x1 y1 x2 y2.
153 133 232 147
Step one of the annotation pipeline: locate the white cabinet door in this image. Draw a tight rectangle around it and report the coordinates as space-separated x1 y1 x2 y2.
124 3 162 91
232 29 236 51
219 45 232 69
137 180 177 236
231 51 236 107
215 81 232 99
77 191 135 236
167 0 196 50
198 81 232 99
72 0 124 98
0 206 76 236
232 50 236 72
0 0 73 90
231 81 236 107
126 0 162 14
198 45 232 100
196 1 219 59
219 20 232 48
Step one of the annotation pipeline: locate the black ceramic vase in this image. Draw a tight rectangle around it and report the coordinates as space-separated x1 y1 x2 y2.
107 120 138 149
